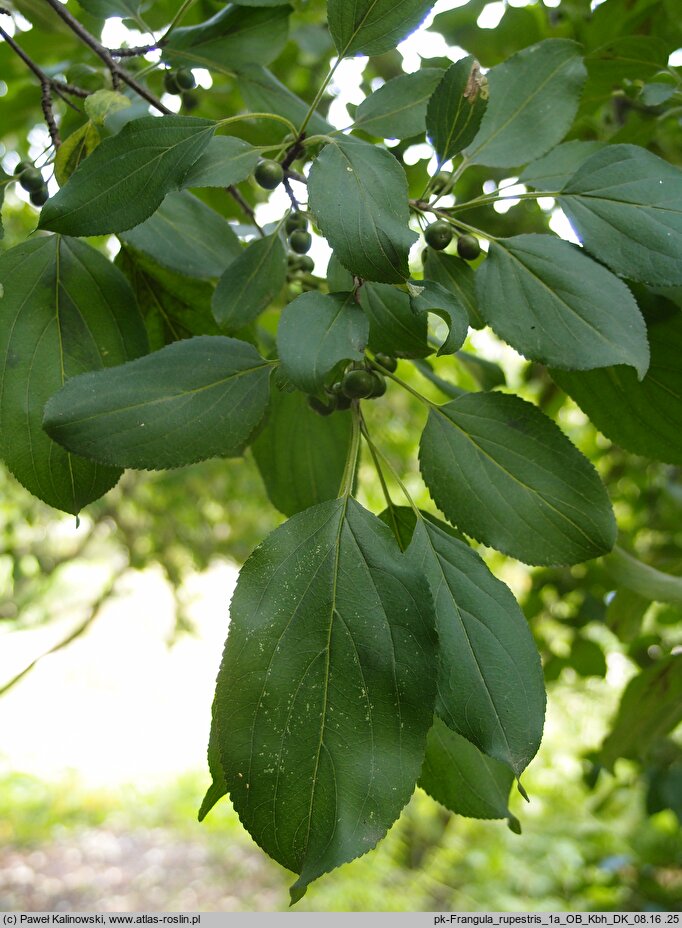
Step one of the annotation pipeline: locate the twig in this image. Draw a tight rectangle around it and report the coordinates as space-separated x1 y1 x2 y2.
282 175 299 211
227 185 264 236
109 41 163 57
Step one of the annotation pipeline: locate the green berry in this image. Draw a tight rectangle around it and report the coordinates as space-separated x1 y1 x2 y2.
181 91 199 111
19 167 45 192
254 159 284 190
175 68 196 90
163 70 181 94
30 186 49 206
335 394 352 411
457 234 481 261
374 353 397 373
341 369 376 399
431 171 451 194
297 255 315 273
289 230 312 255
425 220 453 251
285 212 308 233
14 160 32 176
308 395 336 416
368 372 387 398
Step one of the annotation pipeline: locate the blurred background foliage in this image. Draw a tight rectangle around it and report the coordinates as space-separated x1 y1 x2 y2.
0 0 681 911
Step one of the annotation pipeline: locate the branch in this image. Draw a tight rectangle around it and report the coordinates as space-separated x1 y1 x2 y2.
227 185 264 236
109 40 165 57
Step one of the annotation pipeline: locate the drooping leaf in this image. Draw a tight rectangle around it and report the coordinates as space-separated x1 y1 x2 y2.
43 336 273 470
550 308 682 465
40 115 215 236
408 518 545 776
214 497 437 896
277 291 368 393
54 121 101 187
519 140 605 192
83 89 131 125
119 191 242 280
308 136 417 283
424 249 483 329
420 718 519 831
359 283 431 359
328 0 432 57
182 135 260 189
476 234 649 378
353 68 443 139
236 65 333 138
560 144 682 286
164 5 291 72
409 279 469 356
0 236 147 514
252 386 353 516
418 392 617 566
426 57 488 164
212 234 287 332
465 39 587 168
455 351 506 391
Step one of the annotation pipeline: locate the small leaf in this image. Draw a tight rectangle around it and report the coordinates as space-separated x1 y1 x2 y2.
354 68 444 139
465 39 587 168
214 497 437 894
476 234 649 379
182 135 260 188
424 249 483 329
408 517 545 776
54 122 101 187
426 57 488 164
418 391 617 566
212 234 287 332
359 283 431 359
308 136 417 284
328 0 432 57
236 65 333 138
0 236 147 514
409 279 469 356
84 89 131 125
519 140 604 192
560 144 682 286
120 191 242 280
252 386 353 516
277 291 368 393
40 115 215 236
420 718 518 830
43 336 273 470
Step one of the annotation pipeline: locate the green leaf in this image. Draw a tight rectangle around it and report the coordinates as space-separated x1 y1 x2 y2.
252 386 353 516
550 308 682 465
465 39 587 168
84 89 131 126
40 115 215 236
236 65 333 138
328 0 432 57
408 518 545 776
599 656 682 769
43 336 273 470
198 707 227 822
77 0 145 18
0 236 147 514
426 57 488 164
359 283 430 359
455 351 506 391
583 36 670 109
164 5 291 72
326 253 354 291
409 279 469 356
640 82 676 106
560 144 682 286
603 546 682 606
119 191 242 280
277 291 368 393
182 135 260 189
213 497 437 895
353 68 443 139
476 235 649 379
212 234 287 332
424 249 483 329
54 121 101 187
308 136 417 284
519 140 605 192
420 719 518 830
0 168 8 239
418 391 617 566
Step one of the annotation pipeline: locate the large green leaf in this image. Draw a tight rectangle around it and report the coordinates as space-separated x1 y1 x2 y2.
328 0 432 57
308 136 417 284
40 116 215 236
0 236 147 514
236 65 333 138
420 719 518 830
418 392 617 566
277 291 368 393
551 309 682 465
214 497 437 897
43 336 273 470
252 386 352 516
408 518 545 776
212 234 287 332
182 135 260 189
426 57 488 164
410 279 469 356
519 140 605 192
465 39 586 168
198 707 227 823
164 5 291 71
360 283 431 359
424 249 483 329
560 145 682 286
353 68 443 139
583 36 670 111
119 191 242 280
54 121 101 187
476 235 649 378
